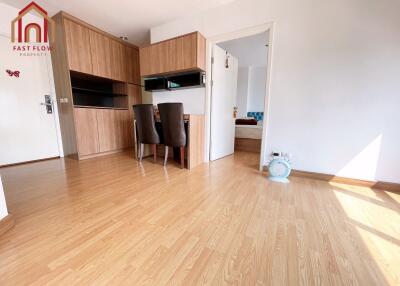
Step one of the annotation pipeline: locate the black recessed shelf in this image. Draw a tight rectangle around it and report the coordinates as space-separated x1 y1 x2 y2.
72 87 126 97
144 71 205 92
70 72 128 109
73 105 128 110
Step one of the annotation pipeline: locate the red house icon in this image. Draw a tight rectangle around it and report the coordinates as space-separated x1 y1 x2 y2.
11 1 55 43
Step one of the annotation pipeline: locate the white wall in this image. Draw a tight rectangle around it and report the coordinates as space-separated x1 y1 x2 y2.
247 66 266 112
151 88 205 114
0 176 8 220
236 66 267 116
217 32 269 68
0 3 15 37
236 67 249 117
151 0 400 183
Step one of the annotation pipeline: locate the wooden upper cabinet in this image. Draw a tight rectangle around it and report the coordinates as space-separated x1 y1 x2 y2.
63 18 92 74
152 42 168 75
196 33 206 71
110 40 127 82
139 44 151 76
89 30 112 79
139 32 206 77
125 47 140 85
56 12 139 83
181 33 197 70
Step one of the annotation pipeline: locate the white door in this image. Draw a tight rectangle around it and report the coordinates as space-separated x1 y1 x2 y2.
210 45 238 161
0 35 60 166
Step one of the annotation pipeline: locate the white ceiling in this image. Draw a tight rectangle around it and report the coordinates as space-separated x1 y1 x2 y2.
2 0 236 46
218 31 269 68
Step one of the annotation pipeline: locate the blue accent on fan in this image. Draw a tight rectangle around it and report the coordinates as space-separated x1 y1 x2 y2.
247 112 264 122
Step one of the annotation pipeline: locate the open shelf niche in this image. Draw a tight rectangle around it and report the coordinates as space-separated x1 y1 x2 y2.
70 71 128 109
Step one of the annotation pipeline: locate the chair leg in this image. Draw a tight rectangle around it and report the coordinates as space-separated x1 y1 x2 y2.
180 146 185 169
140 143 144 161
164 146 169 166
152 144 157 163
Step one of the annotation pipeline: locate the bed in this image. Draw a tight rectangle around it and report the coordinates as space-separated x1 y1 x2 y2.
235 124 263 139
234 112 263 153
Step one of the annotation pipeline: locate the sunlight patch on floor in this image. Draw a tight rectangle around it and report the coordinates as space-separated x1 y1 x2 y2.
329 182 384 201
330 183 400 285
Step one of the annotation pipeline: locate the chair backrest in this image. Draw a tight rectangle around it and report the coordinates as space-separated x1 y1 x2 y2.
158 103 186 147
132 104 160 144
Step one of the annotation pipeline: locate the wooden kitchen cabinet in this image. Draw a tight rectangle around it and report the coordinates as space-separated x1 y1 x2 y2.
165 35 183 73
116 110 132 148
139 32 206 77
112 82 142 145
112 83 142 116
63 18 93 74
97 109 131 153
73 108 99 156
125 47 141 85
181 33 197 70
73 107 132 158
89 30 113 79
138 44 151 76
152 42 168 75
97 109 117 152
111 40 127 82
51 12 141 160
55 11 139 83
127 84 142 107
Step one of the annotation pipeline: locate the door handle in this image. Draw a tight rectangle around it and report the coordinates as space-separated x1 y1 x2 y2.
40 95 53 114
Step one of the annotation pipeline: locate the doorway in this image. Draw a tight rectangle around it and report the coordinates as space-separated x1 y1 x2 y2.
208 26 271 170
0 34 63 166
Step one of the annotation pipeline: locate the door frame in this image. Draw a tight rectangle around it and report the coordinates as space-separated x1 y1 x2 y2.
0 32 64 159
205 23 274 171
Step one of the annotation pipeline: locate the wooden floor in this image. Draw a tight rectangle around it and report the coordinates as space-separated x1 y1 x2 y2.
0 151 399 285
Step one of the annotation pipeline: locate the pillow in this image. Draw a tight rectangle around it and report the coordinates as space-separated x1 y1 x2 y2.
247 112 264 122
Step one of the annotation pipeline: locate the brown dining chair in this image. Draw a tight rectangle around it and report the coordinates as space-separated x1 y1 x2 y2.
157 103 186 168
132 104 160 163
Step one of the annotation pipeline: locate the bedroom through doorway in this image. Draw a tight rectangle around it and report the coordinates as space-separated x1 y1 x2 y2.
209 30 270 169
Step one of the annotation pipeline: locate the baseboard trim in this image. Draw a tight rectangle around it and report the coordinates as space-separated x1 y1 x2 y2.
0 214 15 237
79 148 133 160
0 157 60 168
263 167 400 192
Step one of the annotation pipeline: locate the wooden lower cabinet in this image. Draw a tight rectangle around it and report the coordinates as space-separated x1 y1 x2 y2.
118 110 133 148
97 109 131 152
74 108 99 156
74 107 132 158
